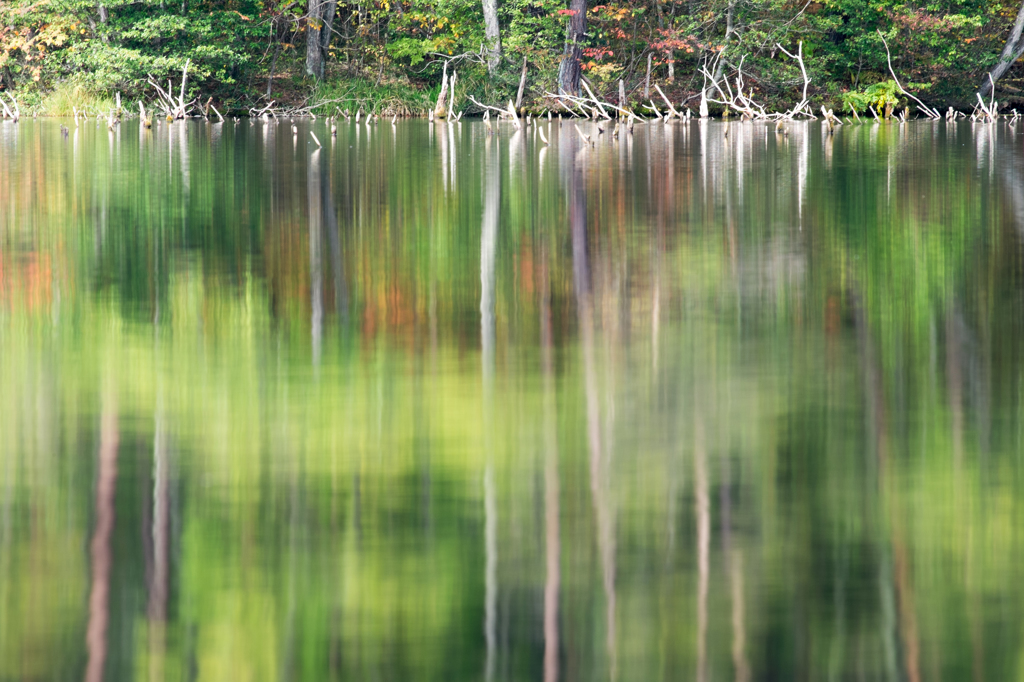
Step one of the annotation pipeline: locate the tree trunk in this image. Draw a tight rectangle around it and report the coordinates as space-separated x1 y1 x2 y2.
482 0 501 76
515 56 528 109
979 0 1024 96
558 0 587 96
306 0 338 79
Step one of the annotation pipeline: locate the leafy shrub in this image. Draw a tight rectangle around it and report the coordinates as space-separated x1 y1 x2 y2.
842 80 901 116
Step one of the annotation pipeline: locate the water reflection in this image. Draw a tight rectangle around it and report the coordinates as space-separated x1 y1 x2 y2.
1 118 1024 681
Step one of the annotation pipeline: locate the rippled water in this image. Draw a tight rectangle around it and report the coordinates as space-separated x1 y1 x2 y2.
2 116 1024 681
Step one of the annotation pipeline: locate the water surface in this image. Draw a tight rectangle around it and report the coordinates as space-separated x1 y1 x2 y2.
2 116 1024 681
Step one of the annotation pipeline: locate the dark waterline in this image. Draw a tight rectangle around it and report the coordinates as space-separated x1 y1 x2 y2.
2 117 1024 681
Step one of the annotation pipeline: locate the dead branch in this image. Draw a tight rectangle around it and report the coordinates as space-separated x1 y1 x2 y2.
574 123 593 146
515 56 529 110
653 84 680 117
580 80 611 119
447 70 458 122
877 31 941 120
775 42 814 119
7 93 20 122
700 57 771 120
543 91 638 122
466 95 510 117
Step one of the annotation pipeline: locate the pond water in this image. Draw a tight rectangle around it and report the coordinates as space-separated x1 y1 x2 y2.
2 116 1024 681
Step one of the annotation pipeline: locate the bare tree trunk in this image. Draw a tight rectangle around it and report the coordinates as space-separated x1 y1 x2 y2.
558 0 587 96
515 57 529 109
268 37 283 96
644 54 652 99
306 0 338 79
482 0 501 76
979 0 1024 96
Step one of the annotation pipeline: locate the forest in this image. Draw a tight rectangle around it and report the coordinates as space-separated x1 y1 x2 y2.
3 0 1024 116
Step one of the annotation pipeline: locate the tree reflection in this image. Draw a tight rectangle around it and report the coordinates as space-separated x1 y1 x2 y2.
2 119 1024 682
85 384 118 682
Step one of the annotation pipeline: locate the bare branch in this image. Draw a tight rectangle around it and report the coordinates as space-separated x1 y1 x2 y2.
877 31 941 119
775 41 814 119
653 84 680 117
543 91 639 121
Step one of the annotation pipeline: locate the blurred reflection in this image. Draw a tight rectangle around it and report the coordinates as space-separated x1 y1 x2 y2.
541 246 560 682
85 384 118 682
564 136 617 679
0 119 1023 682
309 148 324 366
481 134 499 682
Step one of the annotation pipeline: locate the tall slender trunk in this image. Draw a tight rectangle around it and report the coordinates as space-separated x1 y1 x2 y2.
306 0 338 79
558 0 587 96
482 0 501 75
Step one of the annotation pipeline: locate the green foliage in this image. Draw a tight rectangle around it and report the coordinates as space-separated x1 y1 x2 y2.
1 0 267 106
842 79 902 115
3 118 1024 680
0 0 1020 112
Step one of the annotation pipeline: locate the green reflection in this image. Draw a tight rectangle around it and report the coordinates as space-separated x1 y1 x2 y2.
1 118 1023 681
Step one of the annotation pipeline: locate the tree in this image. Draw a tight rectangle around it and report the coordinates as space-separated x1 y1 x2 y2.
979 0 1024 97
483 0 501 75
306 0 338 79
558 0 587 95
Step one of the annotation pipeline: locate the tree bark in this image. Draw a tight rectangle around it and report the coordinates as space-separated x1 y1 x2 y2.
979 0 1024 96
482 0 501 76
306 0 338 79
515 56 528 109
558 0 587 96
